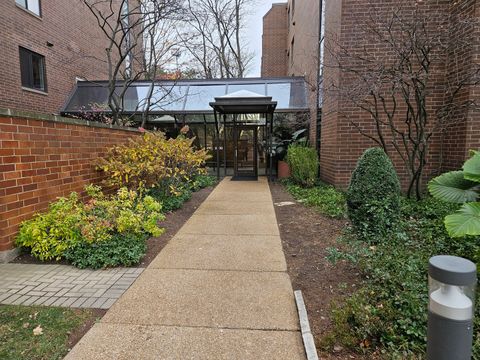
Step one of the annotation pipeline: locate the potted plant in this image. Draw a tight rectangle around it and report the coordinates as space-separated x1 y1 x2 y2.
273 129 307 179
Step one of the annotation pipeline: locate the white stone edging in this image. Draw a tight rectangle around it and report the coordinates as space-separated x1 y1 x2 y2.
294 290 320 360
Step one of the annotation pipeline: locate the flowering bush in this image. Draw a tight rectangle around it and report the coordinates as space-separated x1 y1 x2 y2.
95 132 210 195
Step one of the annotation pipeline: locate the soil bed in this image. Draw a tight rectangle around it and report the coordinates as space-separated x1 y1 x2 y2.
269 181 373 360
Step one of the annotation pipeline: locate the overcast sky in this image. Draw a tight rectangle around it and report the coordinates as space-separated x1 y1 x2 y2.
244 0 280 77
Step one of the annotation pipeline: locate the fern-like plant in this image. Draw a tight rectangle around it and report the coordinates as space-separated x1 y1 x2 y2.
428 150 480 237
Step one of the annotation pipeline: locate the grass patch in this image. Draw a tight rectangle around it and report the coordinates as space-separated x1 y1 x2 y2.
283 180 346 218
0 305 95 360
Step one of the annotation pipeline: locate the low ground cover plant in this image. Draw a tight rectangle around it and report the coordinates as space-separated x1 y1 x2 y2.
283 180 346 218
286 144 318 187
325 197 480 358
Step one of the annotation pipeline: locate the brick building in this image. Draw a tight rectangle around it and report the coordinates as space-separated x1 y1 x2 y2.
0 0 134 115
261 0 321 145
262 0 480 189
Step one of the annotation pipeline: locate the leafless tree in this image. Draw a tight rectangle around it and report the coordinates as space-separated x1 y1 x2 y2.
81 0 183 125
179 0 254 79
324 2 480 199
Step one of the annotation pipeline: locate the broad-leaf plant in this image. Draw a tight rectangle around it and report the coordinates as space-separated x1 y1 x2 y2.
429 150 480 237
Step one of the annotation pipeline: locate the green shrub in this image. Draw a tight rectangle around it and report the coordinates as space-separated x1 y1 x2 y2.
284 180 346 218
15 185 164 266
286 144 318 187
148 186 193 212
95 132 210 194
84 185 165 239
190 174 217 191
347 147 401 243
64 233 147 269
15 193 85 261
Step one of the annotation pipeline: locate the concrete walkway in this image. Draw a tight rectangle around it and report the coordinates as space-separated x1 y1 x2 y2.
66 177 305 360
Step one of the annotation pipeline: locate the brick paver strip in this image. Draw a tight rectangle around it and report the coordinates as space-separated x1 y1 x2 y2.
0 264 144 309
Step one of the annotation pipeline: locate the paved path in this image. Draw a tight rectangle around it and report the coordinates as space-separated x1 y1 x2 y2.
66 177 305 360
0 264 143 309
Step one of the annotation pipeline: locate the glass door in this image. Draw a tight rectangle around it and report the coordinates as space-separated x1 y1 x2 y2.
234 126 258 178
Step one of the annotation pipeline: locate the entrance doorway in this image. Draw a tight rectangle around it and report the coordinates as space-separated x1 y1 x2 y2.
234 126 257 179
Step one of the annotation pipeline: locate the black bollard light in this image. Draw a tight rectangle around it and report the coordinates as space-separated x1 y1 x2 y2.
427 255 477 360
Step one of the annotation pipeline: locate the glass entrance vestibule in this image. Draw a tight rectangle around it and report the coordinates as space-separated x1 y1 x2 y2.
61 77 310 179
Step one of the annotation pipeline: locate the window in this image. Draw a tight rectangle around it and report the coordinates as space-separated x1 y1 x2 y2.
15 0 41 16
19 47 47 92
290 37 295 65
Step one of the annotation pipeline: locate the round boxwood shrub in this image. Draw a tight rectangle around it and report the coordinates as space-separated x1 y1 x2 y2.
347 147 401 243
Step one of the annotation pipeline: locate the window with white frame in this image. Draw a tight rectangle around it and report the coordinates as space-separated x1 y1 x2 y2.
16 0 41 16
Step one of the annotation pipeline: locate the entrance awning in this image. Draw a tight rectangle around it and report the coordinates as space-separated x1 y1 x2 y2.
210 90 277 181
209 90 277 114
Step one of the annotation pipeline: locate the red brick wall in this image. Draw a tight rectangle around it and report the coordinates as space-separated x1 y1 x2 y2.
0 111 139 252
0 0 142 115
320 0 480 189
261 4 289 77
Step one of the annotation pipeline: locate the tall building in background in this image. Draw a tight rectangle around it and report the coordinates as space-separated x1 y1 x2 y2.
261 0 321 146
0 0 131 114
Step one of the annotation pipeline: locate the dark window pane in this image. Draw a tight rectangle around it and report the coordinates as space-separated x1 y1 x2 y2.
19 48 31 87
19 47 46 91
31 55 44 90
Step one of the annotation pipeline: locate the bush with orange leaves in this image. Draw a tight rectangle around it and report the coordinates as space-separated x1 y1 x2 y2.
96 131 210 195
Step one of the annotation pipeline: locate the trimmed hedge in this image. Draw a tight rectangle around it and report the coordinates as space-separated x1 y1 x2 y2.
347 147 401 243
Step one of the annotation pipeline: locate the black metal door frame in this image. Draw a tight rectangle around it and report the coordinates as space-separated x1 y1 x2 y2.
233 125 258 178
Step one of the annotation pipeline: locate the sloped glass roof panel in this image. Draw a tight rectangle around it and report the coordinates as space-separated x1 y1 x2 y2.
184 85 226 111
267 83 291 109
62 77 309 115
226 83 266 96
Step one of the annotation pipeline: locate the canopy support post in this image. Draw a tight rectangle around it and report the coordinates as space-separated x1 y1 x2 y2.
213 110 220 180
269 112 274 182
223 113 227 177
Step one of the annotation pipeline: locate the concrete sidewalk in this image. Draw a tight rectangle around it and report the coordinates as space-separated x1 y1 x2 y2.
66 177 305 360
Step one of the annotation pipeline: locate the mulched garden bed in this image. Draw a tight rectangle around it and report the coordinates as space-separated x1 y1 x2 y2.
12 185 215 268
269 181 375 360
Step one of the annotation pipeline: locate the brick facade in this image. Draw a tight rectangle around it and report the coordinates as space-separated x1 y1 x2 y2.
261 1 321 144
261 4 288 77
320 0 480 189
0 0 138 115
0 110 139 257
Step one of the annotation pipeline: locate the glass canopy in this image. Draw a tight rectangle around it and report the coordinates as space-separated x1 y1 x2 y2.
61 77 309 115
